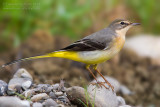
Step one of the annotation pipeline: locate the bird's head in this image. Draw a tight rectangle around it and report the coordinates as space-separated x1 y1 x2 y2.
109 19 140 36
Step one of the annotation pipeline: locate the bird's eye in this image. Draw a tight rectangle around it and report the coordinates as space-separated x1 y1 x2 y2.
120 22 125 25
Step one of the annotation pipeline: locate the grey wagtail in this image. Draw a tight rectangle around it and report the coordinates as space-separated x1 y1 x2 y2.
0 19 140 92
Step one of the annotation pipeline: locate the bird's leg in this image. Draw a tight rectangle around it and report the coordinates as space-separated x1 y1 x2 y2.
93 64 114 92
86 65 98 83
86 65 108 89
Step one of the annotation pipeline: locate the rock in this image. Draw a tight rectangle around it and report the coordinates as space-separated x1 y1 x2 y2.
36 84 50 93
91 76 121 92
7 78 25 95
93 76 133 95
22 81 32 90
58 79 65 92
13 68 33 80
120 85 134 95
88 84 118 107
55 92 63 96
117 96 126 106
66 86 92 107
52 83 60 90
45 86 53 93
33 102 43 107
0 80 8 96
124 35 160 65
58 96 70 104
49 92 57 99
31 93 49 102
43 99 58 107
66 77 130 107
0 96 30 107
7 68 32 95
66 86 107 107
23 89 35 98
37 84 50 89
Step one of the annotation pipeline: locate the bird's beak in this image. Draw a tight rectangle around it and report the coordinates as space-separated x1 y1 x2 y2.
131 23 140 26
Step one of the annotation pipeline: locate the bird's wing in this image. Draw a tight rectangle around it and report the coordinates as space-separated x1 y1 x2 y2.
61 28 114 51
61 39 106 51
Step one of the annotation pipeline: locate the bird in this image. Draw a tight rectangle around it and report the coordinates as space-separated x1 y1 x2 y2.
0 19 140 92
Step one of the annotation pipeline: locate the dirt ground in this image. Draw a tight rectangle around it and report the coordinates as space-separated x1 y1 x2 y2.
0 31 160 106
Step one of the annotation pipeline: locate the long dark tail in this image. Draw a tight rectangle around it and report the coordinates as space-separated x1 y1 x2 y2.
0 50 77 70
0 54 51 69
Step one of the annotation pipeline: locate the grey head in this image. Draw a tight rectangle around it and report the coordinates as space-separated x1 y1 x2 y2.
108 19 140 36
109 19 140 30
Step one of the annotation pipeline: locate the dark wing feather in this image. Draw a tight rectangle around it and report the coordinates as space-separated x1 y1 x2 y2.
61 28 114 51
61 39 106 51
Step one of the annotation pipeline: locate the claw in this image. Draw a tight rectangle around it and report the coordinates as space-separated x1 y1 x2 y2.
90 81 114 92
90 81 109 89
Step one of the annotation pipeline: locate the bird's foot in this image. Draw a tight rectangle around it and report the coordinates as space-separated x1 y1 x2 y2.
90 81 109 89
90 81 114 92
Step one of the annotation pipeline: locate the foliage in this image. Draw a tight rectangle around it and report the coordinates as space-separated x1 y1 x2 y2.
125 0 160 34
0 0 160 51
0 0 108 50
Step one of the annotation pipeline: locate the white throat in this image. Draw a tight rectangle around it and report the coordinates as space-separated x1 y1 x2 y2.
116 26 131 40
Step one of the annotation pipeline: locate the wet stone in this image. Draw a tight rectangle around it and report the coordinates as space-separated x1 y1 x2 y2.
0 96 30 107
13 68 33 80
52 83 59 90
31 93 49 102
49 92 57 99
23 89 36 98
33 102 43 107
7 68 33 95
36 84 50 93
0 80 8 96
55 92 63 96
43 98 58 107
58 96 70 104
45 86 53 93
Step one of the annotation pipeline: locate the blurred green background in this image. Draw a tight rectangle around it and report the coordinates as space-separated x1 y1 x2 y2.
0 0 160 51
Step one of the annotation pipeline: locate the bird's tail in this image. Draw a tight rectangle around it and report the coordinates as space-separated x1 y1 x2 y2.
0 50 79 69
0 54 51 69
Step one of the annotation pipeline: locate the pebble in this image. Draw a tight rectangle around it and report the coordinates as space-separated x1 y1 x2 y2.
13 68 33 80
45 86 53 93
7 68 33 95
0 80 8 96
37 84 50 89
120 85 134 95
31 93 49 102
23 89 35 98
22 80 32 90
43 99 58 107
33 102 43 107
58 96 70 104
55 92 63 96
52 83 59 90
35 84 51 93
117 96 126 106
49 92 57 99
0 96 30 107
7 78 24 95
